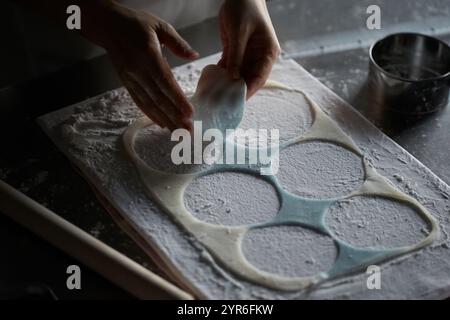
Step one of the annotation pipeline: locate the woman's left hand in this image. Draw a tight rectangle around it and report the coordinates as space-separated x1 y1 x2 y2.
218 0 281 98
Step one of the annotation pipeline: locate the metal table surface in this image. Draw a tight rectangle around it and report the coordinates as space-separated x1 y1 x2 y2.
1 0 449 299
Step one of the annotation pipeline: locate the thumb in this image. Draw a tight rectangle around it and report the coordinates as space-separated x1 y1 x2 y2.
227 33 248 80
158 23 199 59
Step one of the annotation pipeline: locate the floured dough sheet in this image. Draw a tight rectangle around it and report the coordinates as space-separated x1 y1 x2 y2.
38 54 450 299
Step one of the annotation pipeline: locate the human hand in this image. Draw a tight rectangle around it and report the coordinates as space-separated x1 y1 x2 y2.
218 0 280 98
82 1 198 130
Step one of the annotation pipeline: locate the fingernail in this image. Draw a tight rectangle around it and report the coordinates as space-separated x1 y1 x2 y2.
188 50 200 59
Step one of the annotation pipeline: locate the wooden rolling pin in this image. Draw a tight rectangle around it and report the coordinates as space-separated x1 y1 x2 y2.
0 179 193 300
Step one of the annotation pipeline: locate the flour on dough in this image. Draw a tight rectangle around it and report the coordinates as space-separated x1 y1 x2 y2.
122 66 439 291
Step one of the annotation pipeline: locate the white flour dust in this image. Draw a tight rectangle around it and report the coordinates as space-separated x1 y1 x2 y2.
237 88 313 145
277 141 365 199
326 196 430 248
134 124 214 175
184 172 280 226
242 225 337 277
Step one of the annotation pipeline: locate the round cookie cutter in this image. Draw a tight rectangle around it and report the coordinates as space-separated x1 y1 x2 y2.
369 33 450 115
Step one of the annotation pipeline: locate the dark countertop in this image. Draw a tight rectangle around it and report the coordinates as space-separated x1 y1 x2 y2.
1 0 449 299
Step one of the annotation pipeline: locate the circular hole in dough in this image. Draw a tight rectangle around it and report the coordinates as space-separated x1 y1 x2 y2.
134 124 214 174
184 171 280 226
277 141 365 199
242 225 337 278
236 89 313 145
325 196 431 249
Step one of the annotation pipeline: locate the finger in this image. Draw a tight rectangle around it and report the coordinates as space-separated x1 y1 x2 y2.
128 88 165 128
125 73 179 131
226 29 249 80
217 57 226 68
132 71 191 130
120 73 166 127
148 52 195 118
128 86 170 129
158 22 199 60
218 11 229 68
246 74 268 99
218 49 228 68
243 54 276 98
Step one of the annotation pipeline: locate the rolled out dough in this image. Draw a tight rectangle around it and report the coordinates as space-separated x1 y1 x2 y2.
122 66 438 291
38 54 450 299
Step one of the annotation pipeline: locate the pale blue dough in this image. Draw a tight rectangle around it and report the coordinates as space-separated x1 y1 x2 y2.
123 65 439 291
191 65 246 135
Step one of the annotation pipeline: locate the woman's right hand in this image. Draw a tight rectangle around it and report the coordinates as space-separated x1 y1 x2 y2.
82 1 198 131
